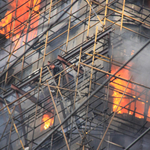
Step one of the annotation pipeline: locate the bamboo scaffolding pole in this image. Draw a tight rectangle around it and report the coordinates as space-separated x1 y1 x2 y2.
87 2 92 37
103 0 108 30
73 47 82 109
30 66 43 149
120 0 126 31
85 0 104 26
66 0 73 52
89 26 98 96
42 0 53 69
69 47 82 149
7 121 13 150
3 99 25 150
46 66 70 114
56 74 62 97
84 26 98 146
47 83 70 150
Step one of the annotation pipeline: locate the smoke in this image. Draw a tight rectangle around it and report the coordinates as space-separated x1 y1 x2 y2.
112 25 150 87
110 24 150 121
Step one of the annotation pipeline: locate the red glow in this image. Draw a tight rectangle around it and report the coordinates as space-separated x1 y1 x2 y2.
110 65 145 119
42 114 54 130
0 0 41 48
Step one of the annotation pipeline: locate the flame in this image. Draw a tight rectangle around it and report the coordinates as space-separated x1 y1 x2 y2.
42 114 54 130
0 0 41 48
111 65 131 114
110 65 145 119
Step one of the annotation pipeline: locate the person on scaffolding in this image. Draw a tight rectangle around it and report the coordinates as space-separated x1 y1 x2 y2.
47 61 61 85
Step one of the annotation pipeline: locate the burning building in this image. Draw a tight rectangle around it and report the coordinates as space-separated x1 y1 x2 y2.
0 0 150 149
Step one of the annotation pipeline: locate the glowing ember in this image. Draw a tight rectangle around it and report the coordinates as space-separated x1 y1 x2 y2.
0 0 41 48
110 65 145 119
42 114 54 130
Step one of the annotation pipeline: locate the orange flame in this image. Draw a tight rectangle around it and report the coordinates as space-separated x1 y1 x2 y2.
110 65 145 119
0 0 41 48
42 114 54 130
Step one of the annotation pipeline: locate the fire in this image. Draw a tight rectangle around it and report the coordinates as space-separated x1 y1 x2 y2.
111 65 131 114
110 65 145 119
42 114 54 130
0 0 41 48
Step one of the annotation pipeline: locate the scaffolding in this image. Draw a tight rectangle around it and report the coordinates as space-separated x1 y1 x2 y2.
0 0 150 149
